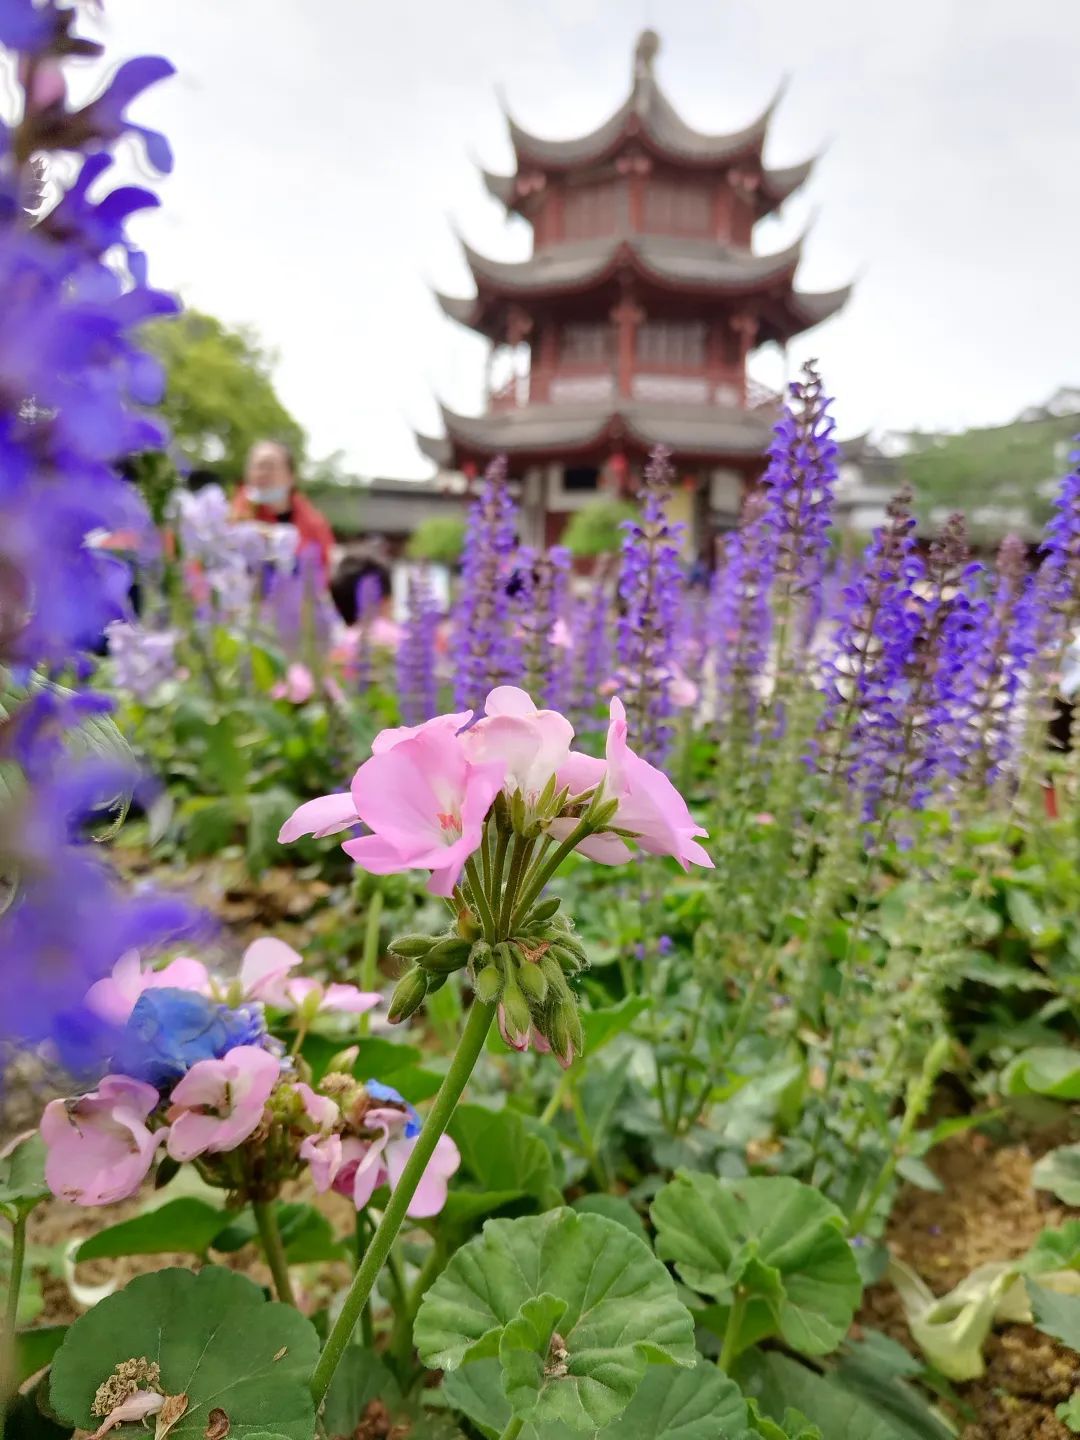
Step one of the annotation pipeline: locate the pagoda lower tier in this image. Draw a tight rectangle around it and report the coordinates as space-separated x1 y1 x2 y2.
416 395 777 554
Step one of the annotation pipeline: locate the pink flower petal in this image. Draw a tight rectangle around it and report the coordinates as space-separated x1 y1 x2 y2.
295 1082 339 1130
278 791 359 844
321 983 382 1014
240 937 303 1002
166 1047 280 1161
41 1075 162 1206
384 1132 460 1218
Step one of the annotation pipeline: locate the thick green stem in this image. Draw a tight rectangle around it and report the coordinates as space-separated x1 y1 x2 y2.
510 817 594 929
499 836 534 936
498 1418 525 1440
359 889 384 1038
310 1000 497 1406
465 857 498 943
254 1200 297 1307
4 1213 27 1339
718 1291 747 1373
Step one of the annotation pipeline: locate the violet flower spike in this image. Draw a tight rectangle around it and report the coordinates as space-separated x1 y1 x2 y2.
452 456 520 709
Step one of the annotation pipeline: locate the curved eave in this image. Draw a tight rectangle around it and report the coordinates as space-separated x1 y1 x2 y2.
621 411 773 459
505 80 781 171
416 431 452 467
759 156 816 214
439 402 612 456
458 234 805 302
481 167 516 208
789 283 853 331
434 290 479 328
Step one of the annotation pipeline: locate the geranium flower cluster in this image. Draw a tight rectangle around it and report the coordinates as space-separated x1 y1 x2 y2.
280 684 712 1063
40 939 458 1218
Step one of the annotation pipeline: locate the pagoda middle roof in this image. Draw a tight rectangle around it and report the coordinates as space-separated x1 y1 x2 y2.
450 232 806 299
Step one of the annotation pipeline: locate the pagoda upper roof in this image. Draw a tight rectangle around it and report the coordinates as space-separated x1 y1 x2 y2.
416 396 776 467
503 30 784 173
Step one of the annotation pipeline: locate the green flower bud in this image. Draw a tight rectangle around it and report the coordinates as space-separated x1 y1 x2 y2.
388 934 435 961
469 940 493 971
523 896 561 928
549 996 584 1066
387 966 428 1023
501 974 532 1040
516 961 548 1004
510 788 528 835
473 964 503 1005
419 937 472 974
550 942 586 975
324 1044 359 1075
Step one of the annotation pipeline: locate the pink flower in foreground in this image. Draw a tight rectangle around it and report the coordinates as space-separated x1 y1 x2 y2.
239 937 381 1015
370 711 472 755
342 726 504 897
41 1075 164 1205
84 951 210 1025
271 662 316 704
462 686 574 801
165 1046 280 1161
303 1106 459 1219
603 697 712 870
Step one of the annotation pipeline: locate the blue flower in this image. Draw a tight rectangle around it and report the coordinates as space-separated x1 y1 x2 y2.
112 989 265 1090
364 1079 421 1138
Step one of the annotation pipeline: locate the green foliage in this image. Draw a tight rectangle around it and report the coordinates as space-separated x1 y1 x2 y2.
50 1268 320 1440
1029 1281 1080 1352
407 516 467 565
651 1174 862 1360
1033 1143 1080 1205
75 1197 227 1261
414 1210 696 1431
0 1132 50 1221
560 499 637 558
141 309 305 478
449 1105 562 1208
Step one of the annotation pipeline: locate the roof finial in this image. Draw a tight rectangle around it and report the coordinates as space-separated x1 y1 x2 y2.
634 28 660 84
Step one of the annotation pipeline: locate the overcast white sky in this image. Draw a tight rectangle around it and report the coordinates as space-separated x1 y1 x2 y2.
88 0 1079 478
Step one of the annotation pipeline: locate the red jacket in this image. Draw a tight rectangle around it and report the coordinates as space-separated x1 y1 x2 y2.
231 487 335 571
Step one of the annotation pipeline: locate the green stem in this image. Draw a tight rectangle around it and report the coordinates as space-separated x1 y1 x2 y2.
510 818 594 929
465 857 498 943
718 1291 747 1374
359 889 384 1038
4 1212 27 1339
310 999 497 1406
540 1070 571 1126
498 1418 525 1440
254 1200 297 1307
499 835 534 936
491 827 510 914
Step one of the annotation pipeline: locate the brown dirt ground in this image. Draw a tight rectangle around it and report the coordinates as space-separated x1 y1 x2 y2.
860 1130 1080 1440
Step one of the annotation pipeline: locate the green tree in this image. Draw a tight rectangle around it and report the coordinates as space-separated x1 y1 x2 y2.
561 498 637 558
407 516 467 565
142 309 306 481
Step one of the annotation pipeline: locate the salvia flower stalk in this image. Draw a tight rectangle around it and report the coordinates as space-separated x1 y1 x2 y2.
615 445 685 765
397 567 440 725
514 544 571 710
452 456 519 709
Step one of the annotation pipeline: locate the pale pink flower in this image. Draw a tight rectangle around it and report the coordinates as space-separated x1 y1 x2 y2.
318 1108 460 1219
238 937 380 1015
462 687 573 801
299 1131 343 1191
295 1082 339 1131
370 711 472 755
342 726 504 897
549 617 573 650
41 1075 164 1206
603 698 712 870
84 951 211 1025
272 662 316 704
549 751 633 864
277 791 360 843
165 1046 280 1161
87 1392 163 1440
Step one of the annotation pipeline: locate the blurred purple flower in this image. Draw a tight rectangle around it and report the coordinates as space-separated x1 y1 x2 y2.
453 457 520 709
398 568 440 725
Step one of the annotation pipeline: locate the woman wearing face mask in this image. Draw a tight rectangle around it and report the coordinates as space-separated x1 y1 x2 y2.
231 440 335 572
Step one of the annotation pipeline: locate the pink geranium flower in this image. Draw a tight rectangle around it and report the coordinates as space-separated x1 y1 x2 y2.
295 1082 339 1131
238 937 381 1015
462 686 574 802
84 951 210 1025
165 1046 280 1161
342 726 504 897
41 1075 164 1205
271 662 316 704
603 697 712 870
302 1106 459 1219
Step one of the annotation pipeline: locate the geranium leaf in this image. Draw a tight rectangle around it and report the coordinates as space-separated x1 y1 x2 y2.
1033 1144 1080 1206
1001 1047 1080 1100
322 1347 403 1438
580 997 650 1053
442 1356 748 1440
1030 1282 1080 1351
650 1173 862 1358
76 1199 227 1262
415 1210 695 1432
570 1194 647 1243
0 1132 50 1218
449 1106 560 1207
49 1267 319 1440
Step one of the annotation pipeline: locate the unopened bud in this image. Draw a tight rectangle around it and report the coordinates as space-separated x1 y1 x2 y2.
388 934 435 961
324 1044 359 1075
469 940 493 971
387 967 428 1023
550 942 586 975
419 937 472 974
473 964 503 1005
516 958 548 1004
500 974 532 1040
549 998 584 1067
523 896 561 928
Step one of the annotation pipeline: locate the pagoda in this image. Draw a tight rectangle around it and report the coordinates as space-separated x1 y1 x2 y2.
417 30 851 552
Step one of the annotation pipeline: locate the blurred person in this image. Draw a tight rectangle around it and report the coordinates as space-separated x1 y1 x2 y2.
231 440 334 571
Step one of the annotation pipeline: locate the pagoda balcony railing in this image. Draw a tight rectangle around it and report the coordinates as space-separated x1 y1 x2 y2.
489 374 531 410
487 367 784 413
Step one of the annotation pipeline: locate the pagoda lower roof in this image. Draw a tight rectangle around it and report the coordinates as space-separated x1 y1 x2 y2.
451 233 805 299
417 398 776 467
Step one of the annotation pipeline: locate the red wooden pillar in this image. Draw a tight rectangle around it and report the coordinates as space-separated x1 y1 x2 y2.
610 287 644 399
729 312 759 404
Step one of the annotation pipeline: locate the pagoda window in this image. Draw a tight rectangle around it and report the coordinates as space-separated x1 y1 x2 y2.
559 322 613 367
637 321 707 369
563 465 600 493
562 181 617 240
643 178 712 236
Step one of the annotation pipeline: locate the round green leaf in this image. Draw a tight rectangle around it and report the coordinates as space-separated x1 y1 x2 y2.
651 1173 861 1357
1001 1047 1080 1100
76 1199 227 1262
415 1210 696 1432
1033 1144 1080 1206
49 1266 319 1440
443 1357 748 1440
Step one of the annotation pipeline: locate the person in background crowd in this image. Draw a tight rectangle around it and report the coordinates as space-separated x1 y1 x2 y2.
329 554 392 626
231 440 334 571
